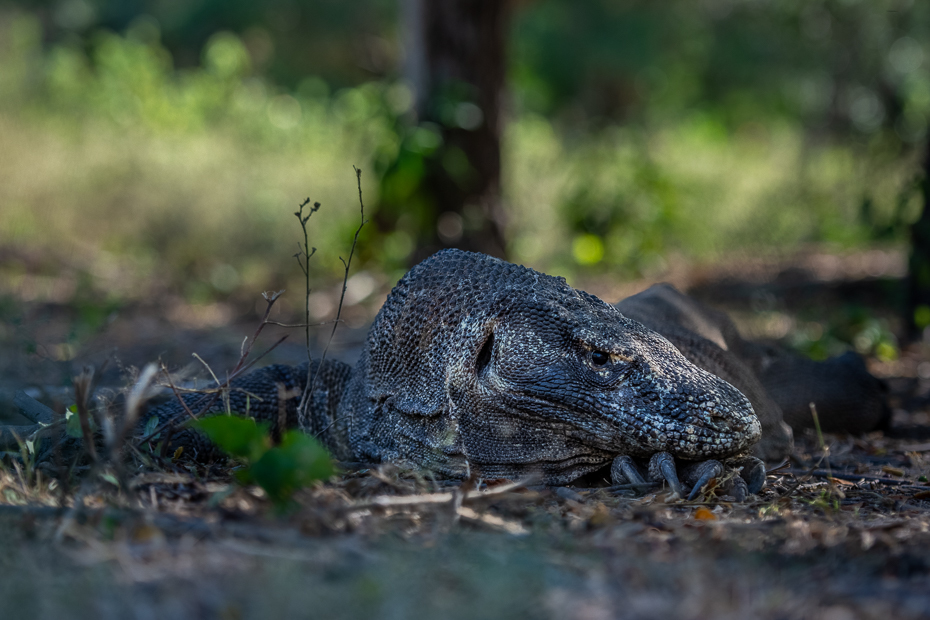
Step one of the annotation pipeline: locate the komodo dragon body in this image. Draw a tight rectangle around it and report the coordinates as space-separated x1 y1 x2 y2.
139 250 890 498
145 250 779 499
56 250 876 503
0 250 889 499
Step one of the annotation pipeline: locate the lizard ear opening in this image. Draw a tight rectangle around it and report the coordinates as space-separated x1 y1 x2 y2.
475 332 494 375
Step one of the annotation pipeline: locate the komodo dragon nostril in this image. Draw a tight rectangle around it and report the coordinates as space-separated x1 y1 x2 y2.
704 411 732 432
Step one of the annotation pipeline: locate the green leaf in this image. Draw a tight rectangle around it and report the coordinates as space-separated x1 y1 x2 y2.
249 431 335 505
65 404 85 439
100 472 120 488
191 416 334 508
143 415 160 440
193 415 271 462
280 430 336 480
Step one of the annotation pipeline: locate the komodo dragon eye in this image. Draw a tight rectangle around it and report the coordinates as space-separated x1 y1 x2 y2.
589 351 610 367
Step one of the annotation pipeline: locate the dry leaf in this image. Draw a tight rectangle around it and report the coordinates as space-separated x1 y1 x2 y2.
694 507 717 521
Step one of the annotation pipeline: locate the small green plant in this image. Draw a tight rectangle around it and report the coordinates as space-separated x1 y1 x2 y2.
65 403 92 439
787 307 899 363
194 415 335 508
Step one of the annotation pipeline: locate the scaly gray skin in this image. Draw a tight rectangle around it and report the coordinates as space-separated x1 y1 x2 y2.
145 250 765 500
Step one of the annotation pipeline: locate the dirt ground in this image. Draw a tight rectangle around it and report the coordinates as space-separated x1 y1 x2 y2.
1 249 929 620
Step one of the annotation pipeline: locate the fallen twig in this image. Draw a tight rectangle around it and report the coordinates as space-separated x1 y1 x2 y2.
782 468 921 487
345 477 536 512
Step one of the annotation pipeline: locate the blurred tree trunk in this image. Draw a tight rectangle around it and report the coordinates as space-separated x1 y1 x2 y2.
907 138 930 340
400 0 509 260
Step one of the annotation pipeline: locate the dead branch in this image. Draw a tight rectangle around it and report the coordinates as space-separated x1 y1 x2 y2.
72 367 97 463
345 477 536 512
298 167 368 429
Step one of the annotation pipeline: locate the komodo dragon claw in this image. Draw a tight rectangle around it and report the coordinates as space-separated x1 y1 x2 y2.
681 459 725 501
610 452 686 499
611 452 766 501
729 455 766 495
611 455 648 487
648 451 685 499
681 455 766 500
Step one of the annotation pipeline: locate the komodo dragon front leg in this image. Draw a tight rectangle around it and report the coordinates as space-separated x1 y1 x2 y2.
612 453 766 501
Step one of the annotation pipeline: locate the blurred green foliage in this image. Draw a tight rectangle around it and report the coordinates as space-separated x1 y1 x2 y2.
193 414 335 509
6 0 397 87
0 0 927 300
507 0 930 278
787 307 899 362
0 10 392 311
513 0 930 133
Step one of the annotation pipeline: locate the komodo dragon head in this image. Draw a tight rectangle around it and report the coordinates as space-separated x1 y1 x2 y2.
345 249 761 484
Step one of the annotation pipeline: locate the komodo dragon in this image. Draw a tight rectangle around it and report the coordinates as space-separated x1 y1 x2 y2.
144 249 767 500
3 250 889 500
143 248 884 499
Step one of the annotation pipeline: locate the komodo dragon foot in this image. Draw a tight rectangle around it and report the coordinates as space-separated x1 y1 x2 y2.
611 453 765 501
